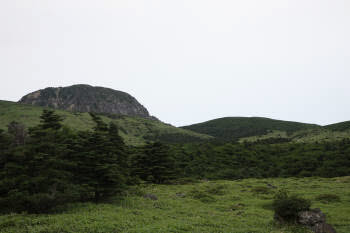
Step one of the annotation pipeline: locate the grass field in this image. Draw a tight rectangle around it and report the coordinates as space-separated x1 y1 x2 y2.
1 177 349 233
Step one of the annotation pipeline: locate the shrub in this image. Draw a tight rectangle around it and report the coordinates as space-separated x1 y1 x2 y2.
315 194 340 203
273 190 311 223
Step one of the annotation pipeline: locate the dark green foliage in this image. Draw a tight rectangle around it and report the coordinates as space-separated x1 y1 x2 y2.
0 110 130 213
325 121 350 132
1 107 350 215
315 194 341 203
38 109 64 130
0 110 78 213
273 190 311 222
182 117 320 141
169 139 350 180
73 114 127 202
7 121 27 145
132 142 177 184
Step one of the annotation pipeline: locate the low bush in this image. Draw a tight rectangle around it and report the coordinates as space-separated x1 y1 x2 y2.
273 190 311 223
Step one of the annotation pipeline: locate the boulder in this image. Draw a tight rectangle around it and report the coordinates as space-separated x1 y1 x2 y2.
312 223 337 233
298 208 326 225
298 208 336 233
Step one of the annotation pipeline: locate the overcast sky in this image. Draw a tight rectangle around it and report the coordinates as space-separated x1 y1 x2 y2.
1 0 349 126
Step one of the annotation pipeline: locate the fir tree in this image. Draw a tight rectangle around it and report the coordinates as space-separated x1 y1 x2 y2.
0 110 77 213
132 142 176 184
75 114 127 202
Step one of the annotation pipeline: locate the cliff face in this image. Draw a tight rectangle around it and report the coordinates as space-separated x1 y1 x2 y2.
19 84 151 118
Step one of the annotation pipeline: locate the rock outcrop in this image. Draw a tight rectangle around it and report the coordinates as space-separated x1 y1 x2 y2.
19 84 152 118
298 208 336 233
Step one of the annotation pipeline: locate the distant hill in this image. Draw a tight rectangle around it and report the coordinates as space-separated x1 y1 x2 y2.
181 117 321 140
0 100 212 145
324 121 350 132
19 84 153 119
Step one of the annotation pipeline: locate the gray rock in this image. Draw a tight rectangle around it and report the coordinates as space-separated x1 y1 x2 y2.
298 208 326 225
19 84 152 119
143 194 158 200
312 223 337 233
298 208 336 233
176 192 186 198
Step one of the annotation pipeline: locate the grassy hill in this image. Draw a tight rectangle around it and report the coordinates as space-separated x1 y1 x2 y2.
325 121 350 132
0 100 212 145
181 117 321 141
1 177 349 233
182 117 350 143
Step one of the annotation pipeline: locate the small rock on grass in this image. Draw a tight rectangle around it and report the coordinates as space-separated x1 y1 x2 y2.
143 194 158 200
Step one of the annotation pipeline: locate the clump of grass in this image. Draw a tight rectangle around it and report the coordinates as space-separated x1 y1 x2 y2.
204 184 227 195
251 186 272 194
188 189 216 203
231 195 241 201
315 194 341 203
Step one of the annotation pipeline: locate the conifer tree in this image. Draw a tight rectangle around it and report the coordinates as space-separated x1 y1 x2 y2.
132 142 176 184
0 110 77 213
75 114 126 202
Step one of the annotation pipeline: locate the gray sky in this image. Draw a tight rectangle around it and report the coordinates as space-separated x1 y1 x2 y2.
1 0 349 126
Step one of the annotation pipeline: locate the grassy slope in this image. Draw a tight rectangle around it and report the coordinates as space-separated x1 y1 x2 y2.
0 100 211 145
1 177 349 233
182 117 321 140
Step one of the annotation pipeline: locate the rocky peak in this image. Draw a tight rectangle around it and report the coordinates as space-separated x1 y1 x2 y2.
19 84 152 118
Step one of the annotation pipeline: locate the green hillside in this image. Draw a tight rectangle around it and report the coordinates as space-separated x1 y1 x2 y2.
0 100 212 145
181 117 321 141
325 121 350 132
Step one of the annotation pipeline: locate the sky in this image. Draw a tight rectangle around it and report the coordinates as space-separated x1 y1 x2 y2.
0 0 349 127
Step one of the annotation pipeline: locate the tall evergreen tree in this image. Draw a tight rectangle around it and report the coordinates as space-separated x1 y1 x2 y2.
132 142 176 184
75 114 126 202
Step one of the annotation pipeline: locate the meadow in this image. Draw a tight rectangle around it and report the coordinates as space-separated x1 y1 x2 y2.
1 176 349 233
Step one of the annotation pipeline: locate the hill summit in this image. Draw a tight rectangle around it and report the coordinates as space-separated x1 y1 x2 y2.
19 84 151 118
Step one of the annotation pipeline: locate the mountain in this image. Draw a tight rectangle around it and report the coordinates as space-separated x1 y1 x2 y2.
19 84 152 118
181 117 321 141
0 100 212 145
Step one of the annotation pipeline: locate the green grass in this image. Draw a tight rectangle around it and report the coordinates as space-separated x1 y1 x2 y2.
1 177 349 233
0 100 212 145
